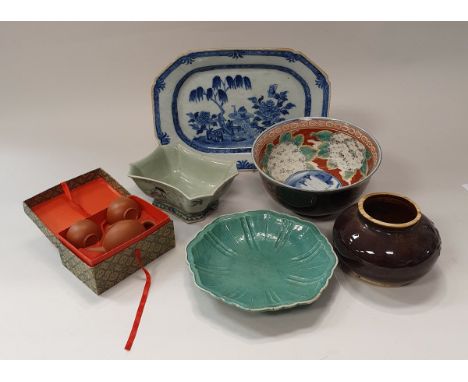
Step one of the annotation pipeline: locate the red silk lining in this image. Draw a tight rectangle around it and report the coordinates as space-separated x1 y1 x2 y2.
125 249 152 351
60 182 91 217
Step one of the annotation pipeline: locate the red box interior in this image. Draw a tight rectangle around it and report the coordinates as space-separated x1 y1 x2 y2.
31 177 170 267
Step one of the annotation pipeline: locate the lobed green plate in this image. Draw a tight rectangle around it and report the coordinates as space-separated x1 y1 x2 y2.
187 210 338 311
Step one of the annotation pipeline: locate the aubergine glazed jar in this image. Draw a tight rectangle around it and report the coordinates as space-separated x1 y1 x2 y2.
333 192 442 286
252 118 382 217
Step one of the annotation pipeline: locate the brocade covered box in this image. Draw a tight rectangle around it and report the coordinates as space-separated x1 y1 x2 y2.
23 168 175 294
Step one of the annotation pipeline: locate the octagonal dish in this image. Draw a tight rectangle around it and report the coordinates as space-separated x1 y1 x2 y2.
152 49 330 170
187 210 338 311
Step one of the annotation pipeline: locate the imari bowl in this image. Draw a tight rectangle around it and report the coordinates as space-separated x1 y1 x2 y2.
129 144 238 223
252 117 382 217
186 210 338 311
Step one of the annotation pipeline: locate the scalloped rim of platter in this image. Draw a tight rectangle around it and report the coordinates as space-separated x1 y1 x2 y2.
252 117 383 193
151 48 332 170
186 209 338 312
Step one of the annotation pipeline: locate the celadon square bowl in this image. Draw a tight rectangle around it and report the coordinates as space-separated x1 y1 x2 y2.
187 210 338 311
129 144 238 222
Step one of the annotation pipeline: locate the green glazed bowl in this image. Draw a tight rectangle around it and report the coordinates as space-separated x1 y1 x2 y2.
129 144 238 223
187 210 338 311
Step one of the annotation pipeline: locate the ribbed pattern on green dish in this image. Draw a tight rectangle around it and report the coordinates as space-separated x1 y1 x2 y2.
187 210 337 311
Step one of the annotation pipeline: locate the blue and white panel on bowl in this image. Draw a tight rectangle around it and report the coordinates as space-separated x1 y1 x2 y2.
285 170 341 191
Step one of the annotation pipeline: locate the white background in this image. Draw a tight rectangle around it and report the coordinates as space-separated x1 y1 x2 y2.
1 22 468 359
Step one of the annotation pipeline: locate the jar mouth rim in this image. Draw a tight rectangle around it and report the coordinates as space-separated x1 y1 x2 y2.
358 192 422 228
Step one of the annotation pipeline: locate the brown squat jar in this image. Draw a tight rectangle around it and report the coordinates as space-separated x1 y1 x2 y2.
66 219 101 248
106 196 141 224
332 192 441 286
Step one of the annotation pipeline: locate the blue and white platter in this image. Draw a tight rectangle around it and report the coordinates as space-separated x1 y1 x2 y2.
153 49 330 170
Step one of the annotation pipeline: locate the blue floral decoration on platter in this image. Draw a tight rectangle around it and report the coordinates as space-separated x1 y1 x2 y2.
284 51 302 62
185 75 296 148
151 50 330 170
236 160 256 170
180 54 196 65
158 132 171 145
226 51 245 59
155 78 166 93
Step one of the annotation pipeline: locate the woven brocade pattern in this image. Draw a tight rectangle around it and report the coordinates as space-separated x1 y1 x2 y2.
59 222 175 294
23 168 175 295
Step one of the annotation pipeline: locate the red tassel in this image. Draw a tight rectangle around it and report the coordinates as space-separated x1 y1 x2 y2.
125 249 151 351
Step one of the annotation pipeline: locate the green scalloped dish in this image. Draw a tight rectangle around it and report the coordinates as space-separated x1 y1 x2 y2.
186 210 338 311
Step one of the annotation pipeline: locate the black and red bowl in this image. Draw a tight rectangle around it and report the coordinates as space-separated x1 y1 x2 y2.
252 117 382 217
